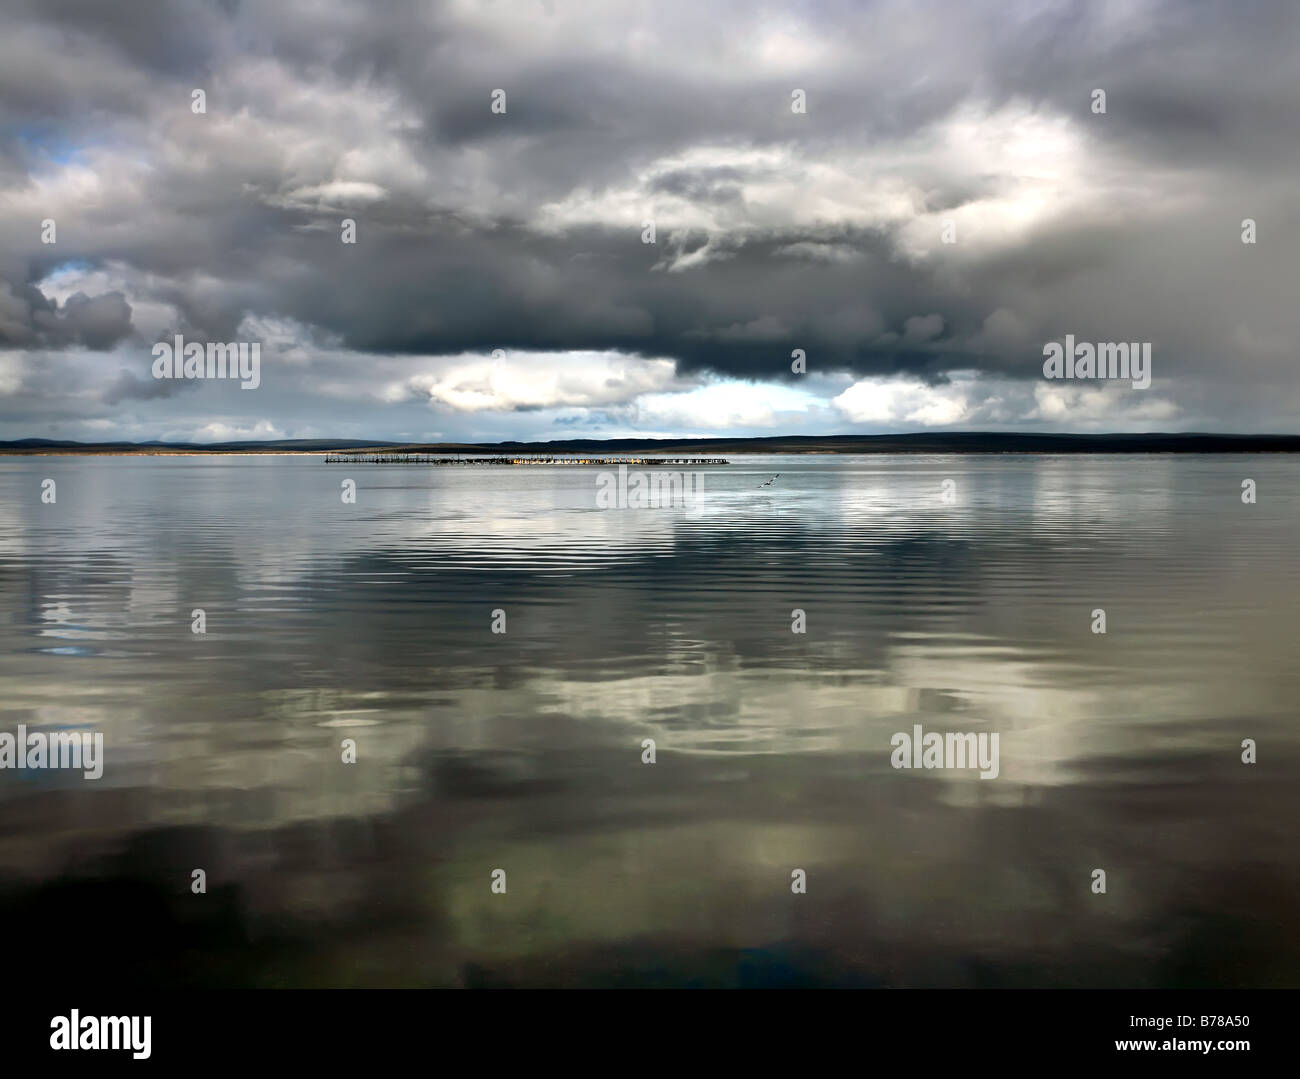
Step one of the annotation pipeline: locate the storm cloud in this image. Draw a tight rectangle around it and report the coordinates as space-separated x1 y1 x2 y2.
1 0 1297 441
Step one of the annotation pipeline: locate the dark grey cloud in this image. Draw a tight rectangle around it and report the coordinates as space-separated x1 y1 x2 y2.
103 368 200 404
0 282 133 349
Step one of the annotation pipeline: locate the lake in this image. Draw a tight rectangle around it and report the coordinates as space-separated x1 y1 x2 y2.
0 453 1296 986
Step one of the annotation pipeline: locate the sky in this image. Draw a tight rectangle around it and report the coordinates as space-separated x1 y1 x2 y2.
0 0 1297 443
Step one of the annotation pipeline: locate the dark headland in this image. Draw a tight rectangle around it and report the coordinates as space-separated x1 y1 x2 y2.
3 433 1300 456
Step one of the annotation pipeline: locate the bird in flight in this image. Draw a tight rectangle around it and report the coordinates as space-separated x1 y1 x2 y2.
757 474 780 488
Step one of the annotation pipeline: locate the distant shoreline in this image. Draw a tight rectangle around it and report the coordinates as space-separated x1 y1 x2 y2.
4 450 1300 458
4 433 1300 456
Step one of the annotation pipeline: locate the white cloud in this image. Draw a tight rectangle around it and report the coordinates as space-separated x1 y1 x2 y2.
181 419 287 442
1029 382 1180 426
833 372 1183 431
393 351 688 413
282 180 388 207
631 379 815 431
833 376 969 426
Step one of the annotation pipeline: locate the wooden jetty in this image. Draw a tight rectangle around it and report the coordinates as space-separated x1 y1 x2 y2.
322 454 729 466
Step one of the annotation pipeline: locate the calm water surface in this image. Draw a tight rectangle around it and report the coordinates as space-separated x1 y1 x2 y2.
1 454 1297 986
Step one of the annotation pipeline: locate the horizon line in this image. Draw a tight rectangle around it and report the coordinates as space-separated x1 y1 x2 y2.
6 431 1300 455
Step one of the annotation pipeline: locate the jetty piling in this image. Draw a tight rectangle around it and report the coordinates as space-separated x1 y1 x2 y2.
322 454 729 466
